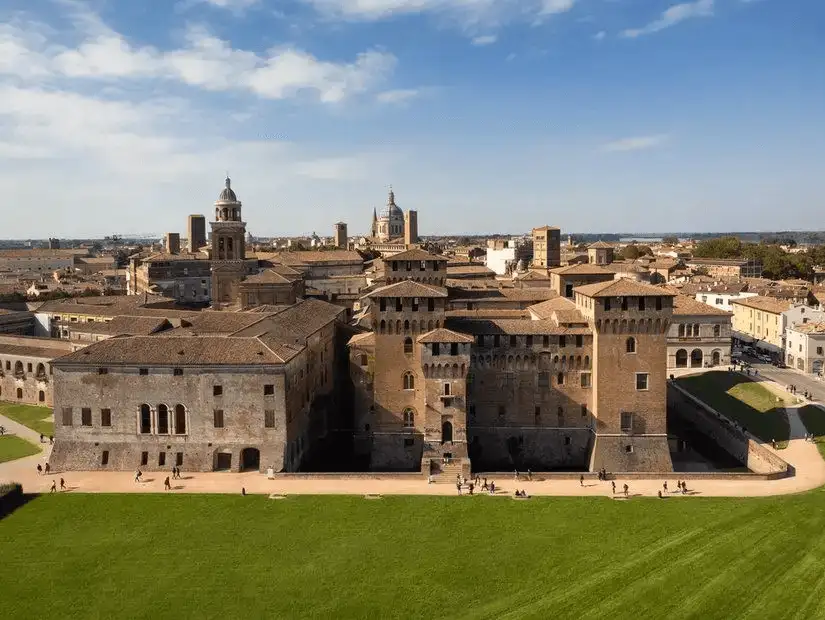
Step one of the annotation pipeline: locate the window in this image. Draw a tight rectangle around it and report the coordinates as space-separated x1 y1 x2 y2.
469 405 476 421
403 372 415 390
575 335 583 347
543 336 549 347
265 410 276 428
498 405 506 420
395 298 403 311
626 445 634 453
101 408 111 427
213 409 225 428
81 408 92 426
176 452 184 466
557 372 564 385
443 383 451 396
403 408 415 427
715 298 723 305
139 368 148 376
656 297 662 310
818 347 824 356
604 298 611 311
526 336 533 347
412 297 419 311
626 337 636 353
713 324 721 337
158 452 166 467
420 261 427 271
428 298 435 311
213 385 223 396
493 335 500 347
27 363 32 372
404 337 413 354
101 450 109 466
139 404 151 434
559 335 566 348
621 297 628 311
510 335 517 347
61 407 73 426
140 451 149 466
636 373 649 391
450 343 459 355
432 343 440 356
98 368 108 375
621 412 633 433
564 436 571 446
359 353 368 366
173 368 183 376
534 406 541 420
264 384 274 396
380 298 387 311
174 404 187 435
538 372 549 388
581 373 591 388
678 324 685 338
157 404 169 434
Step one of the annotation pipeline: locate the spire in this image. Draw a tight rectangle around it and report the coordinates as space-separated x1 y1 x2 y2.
388 185 395 206
372 207 378 222
225 176 231 189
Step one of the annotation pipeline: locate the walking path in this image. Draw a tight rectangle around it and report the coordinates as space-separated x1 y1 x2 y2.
0 413 51 476
2 376 825 499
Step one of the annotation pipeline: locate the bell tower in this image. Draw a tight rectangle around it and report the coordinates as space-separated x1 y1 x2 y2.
210 176 248 305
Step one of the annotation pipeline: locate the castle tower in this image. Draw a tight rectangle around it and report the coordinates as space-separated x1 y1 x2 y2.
210 177 248 304
188 215 206 252
334 222 348 249
532 226 561 269
164 232 180 255
574 280 675 472
404 210 418 246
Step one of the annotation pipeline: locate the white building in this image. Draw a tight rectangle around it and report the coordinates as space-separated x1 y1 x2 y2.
695 290 758 312
785 322 825 376
484 238 531 276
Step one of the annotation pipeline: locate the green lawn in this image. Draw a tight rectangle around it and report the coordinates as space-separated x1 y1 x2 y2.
0 402 53 437
798 405 825 460
677 372 791 448
0 435 40 463
4 493 825 619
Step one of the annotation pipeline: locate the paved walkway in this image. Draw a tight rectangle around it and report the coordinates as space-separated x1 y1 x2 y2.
2 375 825 499
0 413 51 476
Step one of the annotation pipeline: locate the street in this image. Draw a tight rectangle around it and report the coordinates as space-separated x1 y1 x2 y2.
741 355 825 403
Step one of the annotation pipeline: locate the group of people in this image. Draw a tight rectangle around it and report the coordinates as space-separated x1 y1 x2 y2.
48 478 67 493
453 474 498 496
805 433 819 443
39 433 54 445
36 463 51 475
513 489 530 498
787 384 814 400
657 480 689 498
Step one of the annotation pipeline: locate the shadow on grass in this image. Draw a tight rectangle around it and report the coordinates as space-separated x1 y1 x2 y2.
0 492 39 520
797 405 825 460
676 371 790 446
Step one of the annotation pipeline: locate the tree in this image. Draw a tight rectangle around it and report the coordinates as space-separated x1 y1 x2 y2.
621 244 652 260
661 236 678 246
692 236 744 259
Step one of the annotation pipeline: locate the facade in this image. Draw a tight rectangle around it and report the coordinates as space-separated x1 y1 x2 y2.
129 253 213 303
0 249 86 274
49 299 345 472
549 264 614 298
164 233 181 255
587 241 615 265
0 335 73 406
0 309 34 335
687 258 763 279
667 295 732 369
350 258 676 474
334 222 348 249
730 296 793 353
532 226 561 270
695 289 758 311
786 323 825 376
404 211 418 246
484 238 533 276
188 215 207 252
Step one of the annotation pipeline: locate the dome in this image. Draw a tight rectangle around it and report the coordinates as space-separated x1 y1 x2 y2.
380 187 403 220
217 177 238 203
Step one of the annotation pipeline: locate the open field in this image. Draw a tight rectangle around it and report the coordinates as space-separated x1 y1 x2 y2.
0 402 53 437
4 492 825 619
677 372 791 448
0 435 40 463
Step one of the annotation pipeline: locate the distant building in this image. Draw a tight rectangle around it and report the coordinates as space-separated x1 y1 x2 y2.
668 295 732 369
0 335 73 406
532 226 561 269
786 322 825 376
587 241 615 266
687 258 762 279
164 233 181 255
404 211 418 246
334 222 348 249
188 215 207 252
48 238 60 250
484 238 532 276
730 296 794 354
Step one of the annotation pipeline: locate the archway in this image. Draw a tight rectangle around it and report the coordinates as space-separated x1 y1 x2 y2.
711 350 721 366
442 421 453 444
675 349 688 368
214 451 232 471
241 447 260 471
813 360 824 376
690 349 703 368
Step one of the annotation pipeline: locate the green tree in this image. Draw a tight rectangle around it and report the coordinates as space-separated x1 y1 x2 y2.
661 236 678 246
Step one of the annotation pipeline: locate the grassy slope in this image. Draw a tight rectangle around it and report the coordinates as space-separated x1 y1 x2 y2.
677 372 791 447
0 435 40 463
798 405 825 460
0 403 53 436
4 493 825 619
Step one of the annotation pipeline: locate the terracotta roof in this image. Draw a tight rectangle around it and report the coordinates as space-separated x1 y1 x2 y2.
601 263 648 274
387 248 448 262
348 332 375 347
588 241 614 249
231 299 345 341
789 322 825 335
549 264 614 276
446 309 531 319
69 316 173 336
499 288 557 302
730 295 794 314
243 270 295 285
259 250 363 265
528 297 578 320
516 270 552 281
672 296 732 317
574 279 677 298
0 335 72 359
34 295 188 318
143 252 211 263
688 258 751 267
532 226 560 231
446 265 495 276
417 328 474 344
367 280 448 298
446 318 590 336
172 311 277 335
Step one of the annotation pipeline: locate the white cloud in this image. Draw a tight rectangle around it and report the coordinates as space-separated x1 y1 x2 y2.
621 0 714 38
539 0 575 15
600 134 670 153
202 0 259 7
376 88 420 103
593 30 606 40
471 34 497 45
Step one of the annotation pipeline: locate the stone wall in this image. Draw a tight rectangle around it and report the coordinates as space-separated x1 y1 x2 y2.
469 427 592 470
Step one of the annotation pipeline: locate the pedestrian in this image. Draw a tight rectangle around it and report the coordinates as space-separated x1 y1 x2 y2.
164 476 171 491
49 435 53 445
580 475 584 487
242 487 246 496
0 425 4 435
490 481 496 495
681 483 687 495
50 480 56 493
427 474 433 484
623 483 629 497
663 481 668 493
469 482 474 495
39 433 44 443
482 477 488 491
771 438 777 449
611 481 616 495
135 469 142 483
60 477 66 491
44 463 50 475
527 469 533 481
37 464 42 475
658 490 662 499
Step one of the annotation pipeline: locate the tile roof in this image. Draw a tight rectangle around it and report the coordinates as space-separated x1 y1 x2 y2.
34 294 187 317
69 316 173 336
498 288 557 302
588 241 614 249
259 250 364 265
387 248 448 262
243 270 296 285
730 295 794 314
446 265 496 276
672 296 732 317
574 279 677 298
231 299 345 341
527 297 578 320
549 264 614 276
0 335 73 359
445 309 531 319
789 322 825 335
516 270 552 281
367 280 448 298
347 332 375 347
446 317 591 336
172 310 279 335
417 328 475 344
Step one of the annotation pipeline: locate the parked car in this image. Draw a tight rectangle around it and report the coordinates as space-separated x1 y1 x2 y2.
773 361 788 369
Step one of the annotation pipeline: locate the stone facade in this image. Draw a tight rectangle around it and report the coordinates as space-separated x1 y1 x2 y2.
0 335 73 407
668 295 732 369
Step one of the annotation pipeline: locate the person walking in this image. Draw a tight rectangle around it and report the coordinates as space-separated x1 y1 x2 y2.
456 481 462 495
611 481 616 495
164 476 171 491
60 478 66 491
135 469 142 483
50 480 56 493
37 464 42 475
242 487 246 496
0 426 5 435
44 463 50 475
663 481 668 493
49 435 53 445
39 433 44 444
580 475 584 487
623 483 629 497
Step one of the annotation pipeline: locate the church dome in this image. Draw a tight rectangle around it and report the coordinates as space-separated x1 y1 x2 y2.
380 188 403 220
217 177 238 203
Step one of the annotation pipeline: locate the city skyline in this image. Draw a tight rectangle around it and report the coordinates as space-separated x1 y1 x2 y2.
0 0 823 237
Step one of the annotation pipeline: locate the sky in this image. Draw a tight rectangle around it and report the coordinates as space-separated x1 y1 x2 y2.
0 0 823 239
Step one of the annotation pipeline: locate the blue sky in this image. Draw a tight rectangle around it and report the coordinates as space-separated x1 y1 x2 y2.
0 0 822 238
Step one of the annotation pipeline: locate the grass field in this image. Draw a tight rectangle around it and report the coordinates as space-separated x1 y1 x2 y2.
0 402 53 437
4 492 825 619
798 405 825 459
677 372 791 448
0 435 40 463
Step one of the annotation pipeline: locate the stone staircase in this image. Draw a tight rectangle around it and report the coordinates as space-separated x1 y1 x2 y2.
430 460 465 484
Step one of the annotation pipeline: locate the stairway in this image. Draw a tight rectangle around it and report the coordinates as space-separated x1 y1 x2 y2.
430 460 464 484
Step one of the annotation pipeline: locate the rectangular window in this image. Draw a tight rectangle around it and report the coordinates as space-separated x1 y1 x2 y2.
101 408 111 427
101 450 109 466
476 335 485 347
557 373 564 386
621 412 633 433
581 373 591 388
469 405 476 421
534 406 541 419
139 368 148 376
621 297 628 311
510 335 517 347
98 368 108 375
81 407 92 427
581 404 587 418
173 368 183 376
412 298 419 311
638 297 646 311
493 335 500 347
538 372 549 388
265 410 276 428
432 343 440 355
819 347 824 355
604 298 611 311
498 405 506 419
404 438 415 447
158 452 166 467
575 335 583 347
636 373 649 391
656 297 663 310
395 298 403 312
428 298 435 311
559 335 566 347
264 384 274 395
380 298 387 311
450 343 458 355
27 363 32 372
213 385 223 396
213 409 224 428
176 452 184 466
443 383 451 396
543 335 549 347
61 407 73 426
140 451 149 466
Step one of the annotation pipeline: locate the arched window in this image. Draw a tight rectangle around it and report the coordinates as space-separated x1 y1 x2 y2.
404 337 413 354
174 404 187 435
36 363 46 379
403 408 415 427
139 404 152 434
678 324 685 338
713 324 721 337
693 324 701 337
157 404 169 434
403 372 415 390
626 337 636 353
14 361 24 378
16 388 22 399
38 390 45 402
